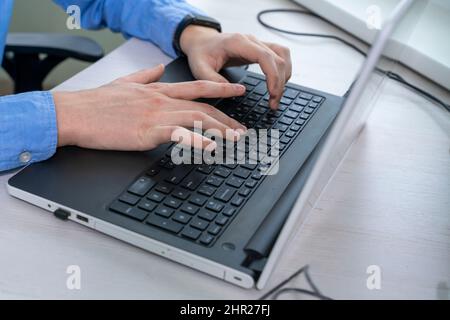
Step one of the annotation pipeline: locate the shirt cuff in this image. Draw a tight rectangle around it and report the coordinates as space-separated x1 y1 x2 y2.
0 91 57 171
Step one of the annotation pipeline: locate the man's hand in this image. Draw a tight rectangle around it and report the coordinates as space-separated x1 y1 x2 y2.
53 64 247 151
180 26 292 109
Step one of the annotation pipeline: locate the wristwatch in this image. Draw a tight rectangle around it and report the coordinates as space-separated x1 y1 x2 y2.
173 14 222 57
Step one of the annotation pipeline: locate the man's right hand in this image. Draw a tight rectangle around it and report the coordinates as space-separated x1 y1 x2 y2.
53 64 247 152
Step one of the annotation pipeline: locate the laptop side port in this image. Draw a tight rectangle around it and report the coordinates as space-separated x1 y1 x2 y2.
76 215 89 223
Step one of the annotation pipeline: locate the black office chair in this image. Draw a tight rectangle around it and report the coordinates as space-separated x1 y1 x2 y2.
2 33 104 93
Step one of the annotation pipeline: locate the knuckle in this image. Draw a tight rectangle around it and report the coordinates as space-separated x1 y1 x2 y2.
148 92 167 105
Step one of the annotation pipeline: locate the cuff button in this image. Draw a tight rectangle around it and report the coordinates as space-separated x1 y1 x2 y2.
19 151 32 164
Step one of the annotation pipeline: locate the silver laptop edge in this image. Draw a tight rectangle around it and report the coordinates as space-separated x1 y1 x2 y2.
256 0 416 290
6 0 415 290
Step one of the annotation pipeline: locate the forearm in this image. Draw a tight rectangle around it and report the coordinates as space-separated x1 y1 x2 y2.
53 0 204 57
0 92 57 171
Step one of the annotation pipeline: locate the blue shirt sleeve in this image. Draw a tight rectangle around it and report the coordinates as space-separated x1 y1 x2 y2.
53 0 205 57
0 91 58 171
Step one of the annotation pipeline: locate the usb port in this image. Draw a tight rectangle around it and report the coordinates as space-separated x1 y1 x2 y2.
76 215 89 223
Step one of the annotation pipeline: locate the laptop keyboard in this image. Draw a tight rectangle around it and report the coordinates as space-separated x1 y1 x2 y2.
109 74 324 247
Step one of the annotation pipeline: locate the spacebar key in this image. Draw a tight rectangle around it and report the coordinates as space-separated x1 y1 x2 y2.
146 215 183 233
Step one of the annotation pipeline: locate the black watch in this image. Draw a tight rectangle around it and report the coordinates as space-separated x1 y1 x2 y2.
173 14 222 57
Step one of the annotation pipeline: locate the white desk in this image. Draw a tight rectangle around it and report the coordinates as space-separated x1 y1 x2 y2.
1 0 449 299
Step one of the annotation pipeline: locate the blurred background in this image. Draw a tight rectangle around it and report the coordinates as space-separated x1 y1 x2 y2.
0 0 125 95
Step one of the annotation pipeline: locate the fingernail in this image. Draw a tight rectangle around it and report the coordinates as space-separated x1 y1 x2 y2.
234 84 246 93
205 141 217 152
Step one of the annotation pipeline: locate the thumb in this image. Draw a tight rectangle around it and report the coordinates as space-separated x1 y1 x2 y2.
114 64 165 84
191 61 229 83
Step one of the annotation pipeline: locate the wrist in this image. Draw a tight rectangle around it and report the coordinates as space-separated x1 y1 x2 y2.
180 25 220 56
53 91 79 147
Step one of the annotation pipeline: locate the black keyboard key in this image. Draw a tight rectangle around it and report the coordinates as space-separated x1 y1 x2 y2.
241 163 257 170
197 165 214 174
147 191 165 203
233 167 251 179
253 82 267 95
300 92 313 100
285 130 296 138
309 102 319 108
198 210 218 222
214 167 231 178
198 184 216 197
280 97 293 105
181 226 202 240
273 123 288 132
251 171 262 180
206 176 224 187
254 106 267 115
245 180 257 188
119 193 140 205
173 212 192 224
243 77 260 86
222 163 238 169
180 203 199 215
206 200 224 213
295 98 309 106
280 136 291 144
304 107 315 114
284 88 299 99
138 199 157 212
214 186 236 202
238 188 251 197
164 166 192 185
215 215 229 226
190 218 209 231
279 117 293 125
111 201 149 221
289 105 304 113
128 176 155 196
164 197 182 209
154 206 174 218
181 172 206 190
312 96 322 103
285 110 299 119
299 112 310 120
223 207 236 217
231 195 245 207
208 224 221 235
248 93 262 101
295 119 306 126
155 183 173 194
173 188 190 200
110 200 133 216
147 215 183 233
226 176 245 188
199 233 214 245
291 124 301 132
189 194 208 206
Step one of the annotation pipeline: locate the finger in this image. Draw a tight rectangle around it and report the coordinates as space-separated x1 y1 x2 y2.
151 80 245 100
161 98 247 131
156 110 243 141
114 64 165 84
189 60 230 83
225 34 284 109
145 126 217 151
246 36 286 109
264 42 292 81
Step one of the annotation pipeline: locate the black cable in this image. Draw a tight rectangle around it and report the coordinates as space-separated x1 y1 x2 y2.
259 265 333 300
257 8 450 112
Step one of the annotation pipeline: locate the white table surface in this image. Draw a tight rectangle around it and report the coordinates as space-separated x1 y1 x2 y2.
1 0 449 299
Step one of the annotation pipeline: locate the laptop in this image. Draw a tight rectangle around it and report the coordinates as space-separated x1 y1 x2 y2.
7 0 416 289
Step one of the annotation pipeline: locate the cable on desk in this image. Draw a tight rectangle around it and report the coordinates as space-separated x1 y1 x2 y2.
256 8 450 113
259 265 333 300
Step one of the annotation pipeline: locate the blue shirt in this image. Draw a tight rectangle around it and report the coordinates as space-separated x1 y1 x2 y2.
0 0 203 171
